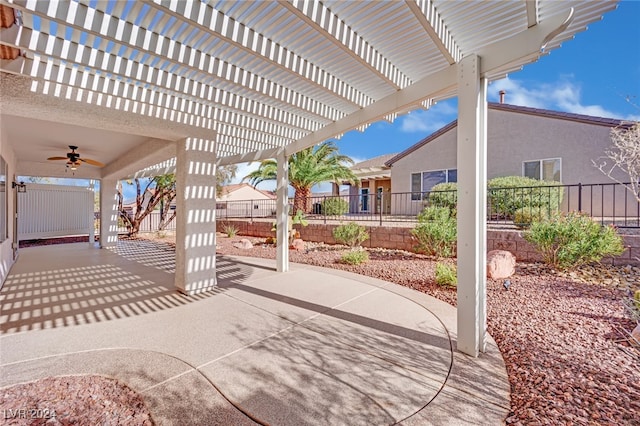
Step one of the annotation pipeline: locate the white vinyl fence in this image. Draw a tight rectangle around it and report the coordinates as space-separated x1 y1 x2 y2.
18 183 94 240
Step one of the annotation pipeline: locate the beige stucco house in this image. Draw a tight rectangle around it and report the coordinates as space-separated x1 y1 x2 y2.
386 102 634 216
217 183 276 219
348 154 396 214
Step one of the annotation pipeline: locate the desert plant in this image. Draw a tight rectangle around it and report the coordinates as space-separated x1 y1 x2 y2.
626 289 640 323
339 248 370 265
411 206 457 258
513 206 549 229
333 222 369 247
271 211 308 244
428 182 458 212
321 197 349 216
488 176 563 219
435 263 457 287
524 212 624 270
222 223 239 238
417 206 452 222
593 123 640 203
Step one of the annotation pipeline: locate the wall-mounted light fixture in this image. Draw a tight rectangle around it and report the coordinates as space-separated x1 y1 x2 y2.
12 181 26 193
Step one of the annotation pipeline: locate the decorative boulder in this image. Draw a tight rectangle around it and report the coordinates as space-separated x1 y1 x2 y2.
291 239 305 251
233 238 253 250
631 324 640 346
487 250 516 279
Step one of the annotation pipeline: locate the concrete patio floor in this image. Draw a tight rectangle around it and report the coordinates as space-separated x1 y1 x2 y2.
0 241 510 425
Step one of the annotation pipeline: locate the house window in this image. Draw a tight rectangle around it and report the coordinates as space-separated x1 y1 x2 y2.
411 173 421 201
523 158 561 182
411 169 457 201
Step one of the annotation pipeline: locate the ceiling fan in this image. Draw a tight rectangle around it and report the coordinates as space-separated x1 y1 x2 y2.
47 145 105 171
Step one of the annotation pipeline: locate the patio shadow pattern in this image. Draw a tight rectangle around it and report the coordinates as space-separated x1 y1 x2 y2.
0 241 509 424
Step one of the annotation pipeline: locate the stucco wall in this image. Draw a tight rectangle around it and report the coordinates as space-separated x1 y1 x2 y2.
390 107 634 216
0 124 17 287
390 126 457 197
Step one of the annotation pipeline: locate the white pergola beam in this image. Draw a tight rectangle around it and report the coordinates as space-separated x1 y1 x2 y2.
284 66 456 156
406 0 462 65
101 138 177 180
280 8 574 158
526 0 540 28
0 53 296 148
8 1 345 124
281 0 411 89
143 0 372 108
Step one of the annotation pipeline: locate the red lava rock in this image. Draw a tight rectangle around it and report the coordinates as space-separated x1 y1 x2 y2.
0 376 154 425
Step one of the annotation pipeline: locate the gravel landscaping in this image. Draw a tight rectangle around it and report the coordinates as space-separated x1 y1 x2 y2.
0 376 153 425
207 234 640 424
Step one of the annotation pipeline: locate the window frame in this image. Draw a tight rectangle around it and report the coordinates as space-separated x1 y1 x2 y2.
410 168 458 202
522 157 562 182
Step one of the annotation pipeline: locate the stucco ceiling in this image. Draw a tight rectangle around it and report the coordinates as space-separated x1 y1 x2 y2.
2 114 148 179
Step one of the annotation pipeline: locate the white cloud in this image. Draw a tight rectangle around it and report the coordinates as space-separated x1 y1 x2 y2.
226 161 277 191
349 156 367 165
399 101 457 133
489 77 639 121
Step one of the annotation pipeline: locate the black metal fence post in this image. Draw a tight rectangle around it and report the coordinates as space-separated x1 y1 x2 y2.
323 196 327 224
578 183 582 212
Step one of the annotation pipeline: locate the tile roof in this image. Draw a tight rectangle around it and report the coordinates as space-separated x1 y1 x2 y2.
351 153 398 171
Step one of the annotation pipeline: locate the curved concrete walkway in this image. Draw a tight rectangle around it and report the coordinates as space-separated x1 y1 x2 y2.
0 242 510 425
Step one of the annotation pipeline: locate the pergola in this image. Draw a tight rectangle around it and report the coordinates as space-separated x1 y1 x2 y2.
0 0 617 357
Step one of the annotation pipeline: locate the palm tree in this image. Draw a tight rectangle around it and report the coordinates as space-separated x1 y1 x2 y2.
244 141 358 214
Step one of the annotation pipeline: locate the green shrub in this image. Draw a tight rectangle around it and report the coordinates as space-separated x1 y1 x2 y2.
417 206 452 222
435 263 457 287
524 212 624 270
340 249 370 265
428 182 457 212
222 223 239 237
333 222 369 247
412 206 457 258
321 197 349 216
513 207 549 229
488 176 563 219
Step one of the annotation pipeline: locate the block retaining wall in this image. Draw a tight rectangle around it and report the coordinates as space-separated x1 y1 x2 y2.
217 219 640 266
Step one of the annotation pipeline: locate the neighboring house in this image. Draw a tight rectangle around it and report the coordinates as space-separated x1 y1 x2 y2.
217 183 276 218
348 153 397 214
385 102 634 216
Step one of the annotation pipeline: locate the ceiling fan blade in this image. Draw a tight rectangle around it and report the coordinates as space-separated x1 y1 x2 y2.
79 158 105 167
47 156 68 161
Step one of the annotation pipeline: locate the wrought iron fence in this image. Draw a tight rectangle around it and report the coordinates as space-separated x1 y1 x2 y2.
215 181 640 228
101 181 640 233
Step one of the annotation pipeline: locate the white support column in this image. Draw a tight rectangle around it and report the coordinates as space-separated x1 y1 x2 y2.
175 137 218 295
99 178 119 248
456 54 488 357
276 148 289 272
